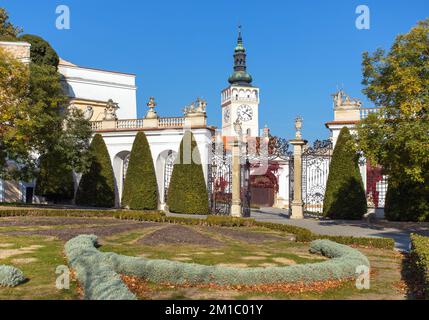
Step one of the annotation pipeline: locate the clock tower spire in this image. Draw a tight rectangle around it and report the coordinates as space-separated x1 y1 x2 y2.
221 26 259 137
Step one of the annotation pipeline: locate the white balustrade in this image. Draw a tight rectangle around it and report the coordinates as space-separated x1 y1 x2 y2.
158 117 185 128
91 117 185 131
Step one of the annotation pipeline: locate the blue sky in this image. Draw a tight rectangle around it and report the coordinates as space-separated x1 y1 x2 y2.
3 0 429 142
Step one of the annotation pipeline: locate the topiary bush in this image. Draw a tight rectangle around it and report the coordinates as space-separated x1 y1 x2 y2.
323 127 367 219
0 265 26 287
35 151 75 203
64 235 136 300
385 177 429 222
66 235 369 297
167 131 209 214
75 134 115 208
121 132 158 210
19 34 59 68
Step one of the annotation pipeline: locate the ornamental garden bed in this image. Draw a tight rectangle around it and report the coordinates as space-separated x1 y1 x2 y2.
0 211 407 300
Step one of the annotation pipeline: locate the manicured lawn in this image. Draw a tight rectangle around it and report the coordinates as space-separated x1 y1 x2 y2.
0 216 407 300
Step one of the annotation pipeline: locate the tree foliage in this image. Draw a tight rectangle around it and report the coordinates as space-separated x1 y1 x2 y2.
167 131 209 214
323 127 367 219
0 8 21 40
121 132 158 210
35 151 74 203
76 134 115 208
19 34 59 68
0 9 92 181
356 19 429 221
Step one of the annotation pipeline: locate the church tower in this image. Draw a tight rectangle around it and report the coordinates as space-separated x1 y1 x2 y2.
221 26 259 137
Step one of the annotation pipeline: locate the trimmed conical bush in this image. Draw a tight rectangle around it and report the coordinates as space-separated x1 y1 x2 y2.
323 127 367 219
167 131 209 214
75 134 115 207
35 151 74 203
121 132 158 209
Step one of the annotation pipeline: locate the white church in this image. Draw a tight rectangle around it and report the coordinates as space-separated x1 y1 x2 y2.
0 29 386 213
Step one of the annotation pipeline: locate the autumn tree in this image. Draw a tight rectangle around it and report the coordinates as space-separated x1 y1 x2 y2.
357 19 429 221
0 9 92 181
0 8 21 40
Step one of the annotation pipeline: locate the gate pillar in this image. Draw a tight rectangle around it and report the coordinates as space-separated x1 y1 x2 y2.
230 138 242 217
289 117 307 219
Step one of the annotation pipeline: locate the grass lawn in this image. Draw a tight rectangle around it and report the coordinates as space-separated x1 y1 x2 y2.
0 215 407 300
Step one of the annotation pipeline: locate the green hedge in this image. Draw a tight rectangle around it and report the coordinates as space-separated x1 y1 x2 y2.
0 208 395 249
66 235 369 299
121 132 158 210
76 134 115 208
323 127 367 219
167 131 209 214
410 234 429 299
0 265 26 287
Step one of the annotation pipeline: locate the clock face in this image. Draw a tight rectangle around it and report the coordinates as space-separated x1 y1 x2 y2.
223 107 231 123
237 105 253 122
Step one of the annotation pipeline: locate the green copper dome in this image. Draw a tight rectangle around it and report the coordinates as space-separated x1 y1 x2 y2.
228 26 253 86
228 71 253 85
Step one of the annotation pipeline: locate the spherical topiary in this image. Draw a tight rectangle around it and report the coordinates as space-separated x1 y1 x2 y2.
167 131 209 214
19 34 59 68
323 127 367 219
0 265 26 287
35 151 75 203
76 134 115 208
121 132 158 210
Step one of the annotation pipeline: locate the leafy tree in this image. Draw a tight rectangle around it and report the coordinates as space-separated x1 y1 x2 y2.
323 127 367 219
20 34 59 68
167 131 209 214
384 179 429 222
0 8 21 40
121 132 158 210
75 134 115 208
35 151 74 203
0 15 92 181
356 19 429 221
0 47 31 180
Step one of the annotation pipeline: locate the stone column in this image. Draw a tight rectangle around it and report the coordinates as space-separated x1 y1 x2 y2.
289 116 307 219
230 138 242 217
289 139 306 219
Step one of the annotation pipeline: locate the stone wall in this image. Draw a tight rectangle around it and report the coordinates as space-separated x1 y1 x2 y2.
0 41 31 64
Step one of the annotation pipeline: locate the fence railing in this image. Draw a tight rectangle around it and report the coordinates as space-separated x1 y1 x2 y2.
116 119 144 129
90 117 185 131
158 117 185 128
360 107 380 119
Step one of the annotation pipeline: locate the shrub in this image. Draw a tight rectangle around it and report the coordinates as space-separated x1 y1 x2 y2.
0 207 395 249
35 151 75 203
385 178 429 222
0 265 26 287
323 127 367 219
167 131 209 214
66 235 369 295
19 34 59 68
64 235 136 300
75 134 115 208
121 132 158 210
409 234 429 298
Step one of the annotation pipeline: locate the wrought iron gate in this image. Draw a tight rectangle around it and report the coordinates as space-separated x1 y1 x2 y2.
301 140 333 215
208 143 250 216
